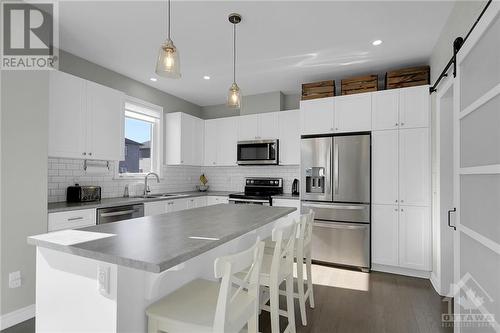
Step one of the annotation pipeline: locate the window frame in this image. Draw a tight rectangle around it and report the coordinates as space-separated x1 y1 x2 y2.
115 96 163 179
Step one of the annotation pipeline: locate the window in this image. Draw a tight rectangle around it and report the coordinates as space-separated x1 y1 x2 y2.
117 98 162 178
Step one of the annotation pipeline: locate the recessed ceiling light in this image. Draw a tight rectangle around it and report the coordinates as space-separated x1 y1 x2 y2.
372 40 383 46
150 77 158 82
203 75 211 80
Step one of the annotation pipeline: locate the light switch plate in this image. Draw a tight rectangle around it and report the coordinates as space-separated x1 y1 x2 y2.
97 265 110 296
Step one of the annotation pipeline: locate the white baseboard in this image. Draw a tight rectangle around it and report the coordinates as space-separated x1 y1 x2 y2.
372 264 431 279
0 304 35 330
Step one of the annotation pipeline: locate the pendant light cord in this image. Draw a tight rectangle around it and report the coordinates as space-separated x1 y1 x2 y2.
233 23 236 84
167 0 171 40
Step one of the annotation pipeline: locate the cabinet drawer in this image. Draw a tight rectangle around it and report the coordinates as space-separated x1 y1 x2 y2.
48 209 96 232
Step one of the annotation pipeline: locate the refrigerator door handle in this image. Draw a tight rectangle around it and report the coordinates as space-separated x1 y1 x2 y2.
302 203 366 210
334 142 339 195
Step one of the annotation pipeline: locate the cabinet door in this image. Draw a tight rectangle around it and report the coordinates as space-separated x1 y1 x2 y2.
180 114 194 165
300 97 335 135
372 130 398 205
165 113 182 165
372 204 399 266
238 114 260 141
259 112 279 139
372 90 399 130
48 71 87 159
48 209 96 232
399 86 429 129
334 92 372 132
193 118 205 166
144 201 167 216
204 120 218 166
86 81 125 161
278 110 300 165
187 196 207 209
399 206 431 271
217 117 238 166
399 128 429 206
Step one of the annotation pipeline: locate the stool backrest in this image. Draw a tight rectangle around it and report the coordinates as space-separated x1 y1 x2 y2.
271 220 299 277
213 239 265 333
297 209 315 261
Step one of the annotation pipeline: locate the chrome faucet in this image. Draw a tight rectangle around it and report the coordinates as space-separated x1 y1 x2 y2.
144 172 160 196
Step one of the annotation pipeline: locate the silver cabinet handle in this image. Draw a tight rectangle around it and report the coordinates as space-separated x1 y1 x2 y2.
395 123 398 126
89 152 92 156
82 152 86 156
100 210 135 217
67 216 84 221
302 203 366 210
447 208 457 231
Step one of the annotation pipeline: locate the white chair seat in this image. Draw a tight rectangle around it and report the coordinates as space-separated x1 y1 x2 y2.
147 279 254 333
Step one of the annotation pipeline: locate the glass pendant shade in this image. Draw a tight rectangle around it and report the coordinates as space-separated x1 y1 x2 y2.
155 39 181 78
227 82 241 109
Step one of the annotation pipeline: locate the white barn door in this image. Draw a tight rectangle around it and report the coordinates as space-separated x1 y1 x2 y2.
453 3 500 333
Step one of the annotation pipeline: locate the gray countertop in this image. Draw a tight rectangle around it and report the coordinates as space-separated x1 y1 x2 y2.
48 191 299 213
30 204 296 273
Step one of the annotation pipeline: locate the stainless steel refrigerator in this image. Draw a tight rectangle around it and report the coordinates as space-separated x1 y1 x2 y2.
301 134 371 271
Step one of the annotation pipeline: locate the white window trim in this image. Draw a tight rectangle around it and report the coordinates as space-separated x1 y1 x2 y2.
114 96 164 179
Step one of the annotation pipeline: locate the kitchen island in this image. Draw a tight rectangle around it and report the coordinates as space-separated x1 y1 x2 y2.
29 204 295 333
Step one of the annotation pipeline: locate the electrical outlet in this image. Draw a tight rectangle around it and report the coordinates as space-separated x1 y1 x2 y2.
97 265 110 296
9 271 21 289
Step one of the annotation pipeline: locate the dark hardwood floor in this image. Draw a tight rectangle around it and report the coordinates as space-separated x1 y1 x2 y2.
2 266 451 333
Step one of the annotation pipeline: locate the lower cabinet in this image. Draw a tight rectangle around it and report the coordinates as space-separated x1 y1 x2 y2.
206 196 229 206
372 204 430 271
144 196 228 217
187 196 207 209
48 209 96 232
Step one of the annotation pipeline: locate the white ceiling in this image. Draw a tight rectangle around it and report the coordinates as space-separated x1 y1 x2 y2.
58 1 454 106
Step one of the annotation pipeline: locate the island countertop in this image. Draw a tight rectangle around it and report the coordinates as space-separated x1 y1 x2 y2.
29 204 295 273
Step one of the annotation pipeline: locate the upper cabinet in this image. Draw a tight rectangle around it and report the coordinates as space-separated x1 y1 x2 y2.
238 112 279 141
399 85 429 129
334 92 372 132
372 90 400 130
278 110 300 165
204 117 238 166
165 112 204 166
49 71 124 161
300 97 335 135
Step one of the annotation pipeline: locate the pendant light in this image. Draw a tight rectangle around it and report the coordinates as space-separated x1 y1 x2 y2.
227 13 241 109
155 0 181 78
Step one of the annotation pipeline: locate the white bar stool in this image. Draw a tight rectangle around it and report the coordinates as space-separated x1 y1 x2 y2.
146 239 265 333
265 210 315 326
255 220 299 333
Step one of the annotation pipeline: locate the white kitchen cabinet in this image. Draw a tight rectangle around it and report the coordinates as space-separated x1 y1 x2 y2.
372 205 399 266
399 85 429 129
398 205 431 271
204 120 218 166
399 128 430 206
216 117 238 166
49 71 87 159
300 97 335 135
334 92 371 132
372 130 398 205
86 81 125 161
206 196 229 205
372 90 400 130
48 209 96 232
238 113 278 141
144 201 167 216
48 71 125 161
186 196 207 209
278 110 300 165
166 112 204 166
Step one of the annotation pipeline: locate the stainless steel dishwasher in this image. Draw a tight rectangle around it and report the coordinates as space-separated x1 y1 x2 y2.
96 204 144 224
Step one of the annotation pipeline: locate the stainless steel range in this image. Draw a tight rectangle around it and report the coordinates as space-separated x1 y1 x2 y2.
229 178 283 206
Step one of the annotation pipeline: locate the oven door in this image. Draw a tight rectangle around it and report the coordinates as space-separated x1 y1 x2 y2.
228 198 271 206
237 140 278 165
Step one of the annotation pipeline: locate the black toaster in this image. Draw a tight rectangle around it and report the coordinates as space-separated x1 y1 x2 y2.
66 184 101 202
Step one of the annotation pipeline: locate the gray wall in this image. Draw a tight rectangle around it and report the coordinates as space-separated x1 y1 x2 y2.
201 91 300 119
1 71 49 315
59 50 202 118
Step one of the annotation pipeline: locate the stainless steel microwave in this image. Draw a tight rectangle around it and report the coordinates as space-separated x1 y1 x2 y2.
237 139 279 165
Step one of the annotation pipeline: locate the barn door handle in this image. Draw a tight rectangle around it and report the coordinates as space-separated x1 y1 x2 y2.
447 208 457 231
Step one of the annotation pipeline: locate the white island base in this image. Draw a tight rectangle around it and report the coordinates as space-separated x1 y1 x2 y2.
34 215 289 333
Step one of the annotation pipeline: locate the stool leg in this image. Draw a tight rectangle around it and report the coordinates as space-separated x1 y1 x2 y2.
269 280 280 333
285 274 297 333
306 255 315 308
247 312 258 333
147 317 159 333
296 261 307 326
